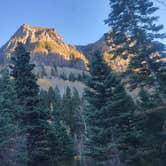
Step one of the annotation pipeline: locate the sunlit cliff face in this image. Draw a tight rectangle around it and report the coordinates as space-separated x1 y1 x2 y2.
0 24 88 69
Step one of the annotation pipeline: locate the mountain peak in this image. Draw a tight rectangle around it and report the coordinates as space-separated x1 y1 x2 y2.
20 24 57 34
12 24 63 44
0 24 88 69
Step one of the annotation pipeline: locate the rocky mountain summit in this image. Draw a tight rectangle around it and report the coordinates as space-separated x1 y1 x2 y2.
0 24 88 69
0 24 138 73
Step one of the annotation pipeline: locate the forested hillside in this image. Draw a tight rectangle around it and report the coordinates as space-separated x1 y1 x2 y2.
0 0 166 166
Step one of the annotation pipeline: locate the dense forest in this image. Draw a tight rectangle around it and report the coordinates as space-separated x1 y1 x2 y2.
0 0 166 166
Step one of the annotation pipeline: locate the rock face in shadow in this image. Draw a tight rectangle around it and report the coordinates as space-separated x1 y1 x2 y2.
0 24 88 70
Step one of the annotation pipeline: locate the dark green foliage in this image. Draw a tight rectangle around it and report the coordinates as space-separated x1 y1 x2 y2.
72 88 84 135
158 68 166 95
77 74 83 81
48 87 56 110
50 68 56 77
135 109 166 166
105 0 165 43
106 74 139 165
69 73 76 82
105 2 166 164
134 88 166 166
82 71 86 82
10 43 74 165
47 86 62 119
61 87 78 136
39 89 49 109
53 64 57 72
53 86 62 112
39 88 74 166
139 88 156 110
84 52 113 164
47 120 74 166
10 43 51 165
11 43 39 118
84 52 137 165
60 72 67 80
105 0 166 100
0 69 23 165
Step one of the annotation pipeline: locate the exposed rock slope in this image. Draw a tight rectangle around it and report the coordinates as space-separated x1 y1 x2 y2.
0 24 88 69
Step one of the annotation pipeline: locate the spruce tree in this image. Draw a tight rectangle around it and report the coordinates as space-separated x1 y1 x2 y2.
54 86 61 111
0 69 23 165
61 87 83 137
106 74 140 165
47 118 74 166
11 43 50 165
69 73 76 82
72 88 84 135
61 87 75 135
105 2 166 164
139 87 156 110
84 52 137 165
105 0 166 103
39 88 74 166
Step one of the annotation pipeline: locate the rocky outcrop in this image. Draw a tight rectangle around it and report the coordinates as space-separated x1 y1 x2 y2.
0 24 88 70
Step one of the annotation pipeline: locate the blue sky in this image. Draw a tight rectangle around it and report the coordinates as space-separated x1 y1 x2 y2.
0 0 166 47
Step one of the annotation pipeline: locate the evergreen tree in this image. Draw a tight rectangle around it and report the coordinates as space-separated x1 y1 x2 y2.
60 72 67 80
39 87 75 166
39 89 49 109
53 64 57 72
47 86 62 119
140 110 166 166
105 2 166 164
61 87 74 134
48 87 56 110
11 43 51 165
39 88 74 166
47 119 74 166
105 0 166 103
84 52 137 165
139 87 156 110
106 74 139 165
52 86 61 118
69 73 76 82
72 88 84 135
77 73 83 81
0 69 23 165
61 87 83 136
50 68 56 77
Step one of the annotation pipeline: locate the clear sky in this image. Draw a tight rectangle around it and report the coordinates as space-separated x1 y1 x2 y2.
0 0 166 47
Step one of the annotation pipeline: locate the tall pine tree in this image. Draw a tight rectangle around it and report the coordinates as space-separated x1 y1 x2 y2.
0 69 23 165
84 52 137 165
105 1 166 165
11 43 51 165
105 0 166 103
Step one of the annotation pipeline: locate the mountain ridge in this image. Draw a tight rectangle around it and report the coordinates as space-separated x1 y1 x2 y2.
0 24 165 99
0 24 88 70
